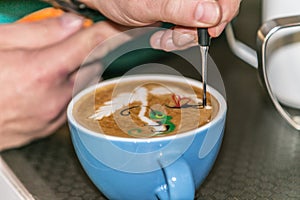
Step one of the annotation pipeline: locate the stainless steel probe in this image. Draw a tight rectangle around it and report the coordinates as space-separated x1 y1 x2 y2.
197 28 211 107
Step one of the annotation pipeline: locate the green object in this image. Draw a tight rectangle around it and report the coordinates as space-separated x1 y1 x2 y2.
0 0 50 23
149 109 176 134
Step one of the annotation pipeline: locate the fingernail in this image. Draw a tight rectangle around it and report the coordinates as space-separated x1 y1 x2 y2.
165 38 175 50
152 37 161 49
60 13 84 29
195 1 220 25
151 31 165 49
177 34 195 46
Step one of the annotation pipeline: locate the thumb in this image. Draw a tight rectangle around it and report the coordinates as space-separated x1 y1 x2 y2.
153 0 221 27
95 0 221 27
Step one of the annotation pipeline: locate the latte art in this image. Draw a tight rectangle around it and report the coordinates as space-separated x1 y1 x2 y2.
73 79 218 138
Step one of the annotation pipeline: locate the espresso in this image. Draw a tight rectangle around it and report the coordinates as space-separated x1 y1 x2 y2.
73 78 219 138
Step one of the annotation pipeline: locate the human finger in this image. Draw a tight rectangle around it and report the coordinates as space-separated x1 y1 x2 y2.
150 26 197 51
69 62 103 95
156 0 222 27
0 13 85 49
90 0 221 27
27 21 132 81
208 0 241 37
25 18 143 84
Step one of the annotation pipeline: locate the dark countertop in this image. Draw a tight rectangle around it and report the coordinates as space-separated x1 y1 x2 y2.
1 0 299 199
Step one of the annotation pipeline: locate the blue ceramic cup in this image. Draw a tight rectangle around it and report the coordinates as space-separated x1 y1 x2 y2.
67 75 227 200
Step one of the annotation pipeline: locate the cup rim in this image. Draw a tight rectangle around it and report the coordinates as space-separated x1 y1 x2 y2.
67 74 227 142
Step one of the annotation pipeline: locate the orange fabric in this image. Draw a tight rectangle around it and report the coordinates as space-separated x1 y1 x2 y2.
17 7 93 27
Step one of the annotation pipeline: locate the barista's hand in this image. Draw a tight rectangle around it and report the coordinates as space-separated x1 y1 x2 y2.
0 13 133 151
150 0 241 51
82 0 240 50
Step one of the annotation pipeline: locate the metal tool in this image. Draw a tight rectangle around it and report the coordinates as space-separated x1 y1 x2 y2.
197 28 211 107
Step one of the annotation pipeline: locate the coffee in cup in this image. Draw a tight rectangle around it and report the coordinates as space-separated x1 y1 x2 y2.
72 77 219 138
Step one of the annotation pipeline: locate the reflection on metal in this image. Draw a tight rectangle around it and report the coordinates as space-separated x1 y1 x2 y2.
257 15 300 130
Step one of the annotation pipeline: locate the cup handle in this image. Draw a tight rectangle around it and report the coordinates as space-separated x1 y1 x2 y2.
156 158 194 200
